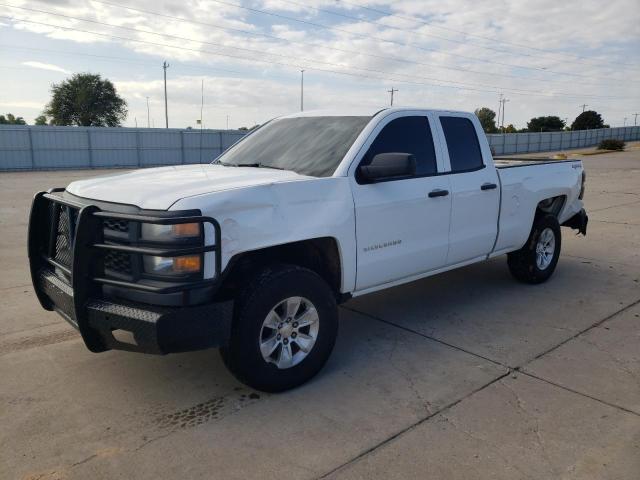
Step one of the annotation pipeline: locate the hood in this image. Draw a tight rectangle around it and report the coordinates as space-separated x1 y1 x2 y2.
66 164 309 210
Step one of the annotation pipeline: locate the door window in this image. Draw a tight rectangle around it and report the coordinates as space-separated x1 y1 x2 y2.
359 116 437 179
440 116 484 172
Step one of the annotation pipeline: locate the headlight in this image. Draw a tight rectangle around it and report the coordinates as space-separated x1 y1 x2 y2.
143 255 202 276
140 222 200 242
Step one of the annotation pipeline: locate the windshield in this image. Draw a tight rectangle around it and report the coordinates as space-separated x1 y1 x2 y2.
215 116 371 177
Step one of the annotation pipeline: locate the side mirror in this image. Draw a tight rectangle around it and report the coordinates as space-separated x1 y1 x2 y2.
358 153 416 182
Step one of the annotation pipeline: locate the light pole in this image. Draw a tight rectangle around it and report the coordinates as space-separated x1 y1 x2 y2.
146 96 150 128
162 61 170 128
500 97 509 132
300 69 304 112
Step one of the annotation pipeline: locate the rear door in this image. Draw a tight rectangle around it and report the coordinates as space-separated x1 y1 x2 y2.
351 112 451 291
436 115 500 265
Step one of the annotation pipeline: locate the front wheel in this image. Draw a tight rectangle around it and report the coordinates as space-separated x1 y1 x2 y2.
220 264 338 392
507 214 561 284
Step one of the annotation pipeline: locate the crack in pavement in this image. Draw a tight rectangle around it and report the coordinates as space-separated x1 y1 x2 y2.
440 413 536 480
341 305 508 369
519 371 640 417
589 199 640 213
325 297 640 478
591 219 640 226
500 378 557 478
317 370 512 479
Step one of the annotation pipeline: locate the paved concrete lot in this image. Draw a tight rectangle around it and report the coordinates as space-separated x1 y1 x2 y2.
1 146 639 479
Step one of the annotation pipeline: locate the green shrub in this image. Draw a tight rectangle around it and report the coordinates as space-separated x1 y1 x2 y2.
597 139 625 151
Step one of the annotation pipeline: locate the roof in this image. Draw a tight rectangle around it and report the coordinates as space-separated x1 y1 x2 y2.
279 107 472 119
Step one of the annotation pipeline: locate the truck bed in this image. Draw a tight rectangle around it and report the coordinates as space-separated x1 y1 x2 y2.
494 157 581 169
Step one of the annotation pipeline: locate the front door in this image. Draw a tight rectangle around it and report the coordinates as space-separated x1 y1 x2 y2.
351 114 451 291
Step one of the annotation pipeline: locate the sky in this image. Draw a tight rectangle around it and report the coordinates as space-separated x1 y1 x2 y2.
0 0 639 130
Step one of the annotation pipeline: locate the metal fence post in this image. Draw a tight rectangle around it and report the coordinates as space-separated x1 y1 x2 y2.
27 128 35 169
180 130 186 164
86 128 93 168
136 129 142 167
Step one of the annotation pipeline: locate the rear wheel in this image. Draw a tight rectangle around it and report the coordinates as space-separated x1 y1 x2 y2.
507 214 561 284
220 264 338 392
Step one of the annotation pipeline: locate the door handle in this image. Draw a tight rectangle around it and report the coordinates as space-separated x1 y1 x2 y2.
481 183 497 191
428 189 449 198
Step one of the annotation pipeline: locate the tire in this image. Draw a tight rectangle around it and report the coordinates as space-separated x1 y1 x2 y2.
220 264 338 392
507 214 561 284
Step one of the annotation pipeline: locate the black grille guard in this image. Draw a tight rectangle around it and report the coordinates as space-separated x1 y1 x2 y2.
28 190 223 352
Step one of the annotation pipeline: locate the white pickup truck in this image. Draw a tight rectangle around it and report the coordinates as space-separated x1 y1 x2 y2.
29 107 588 391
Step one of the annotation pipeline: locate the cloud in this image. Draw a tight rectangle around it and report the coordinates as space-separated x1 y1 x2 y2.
22 61 71 74
3 0 639 128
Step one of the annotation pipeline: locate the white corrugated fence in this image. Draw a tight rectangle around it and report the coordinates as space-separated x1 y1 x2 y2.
1 125 638 171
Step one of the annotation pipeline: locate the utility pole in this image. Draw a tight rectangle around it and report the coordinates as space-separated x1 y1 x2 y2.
162 61 170 128
199 79 204 164
497 93 503 130
226 115 229 131
623 117 627 127
146 96 150 128
300 69 304 112
579 104 588 113
388 87 398 106
500 97 509 132
634 113 639 126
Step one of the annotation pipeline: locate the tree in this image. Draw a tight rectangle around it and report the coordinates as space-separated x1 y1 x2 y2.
571 110 604 130
44 73 127 127
474 107 498 133
504 124 517 133
238 124 260 131
526 116 565 132
0 113 27 125
34 115 48 126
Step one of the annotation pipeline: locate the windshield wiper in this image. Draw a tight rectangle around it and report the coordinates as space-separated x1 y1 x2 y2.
235 163 286 171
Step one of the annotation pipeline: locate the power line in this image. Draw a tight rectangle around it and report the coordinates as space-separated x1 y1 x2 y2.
336 0 640 71
10 0 625 89
275 0 557 61
187 0 633 82
0 44 250 77
2 15 634 101
279 0 637 72
2 12 633 101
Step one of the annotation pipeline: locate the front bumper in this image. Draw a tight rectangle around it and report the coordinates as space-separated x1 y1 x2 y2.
29 190 232 354
36 269 232 354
